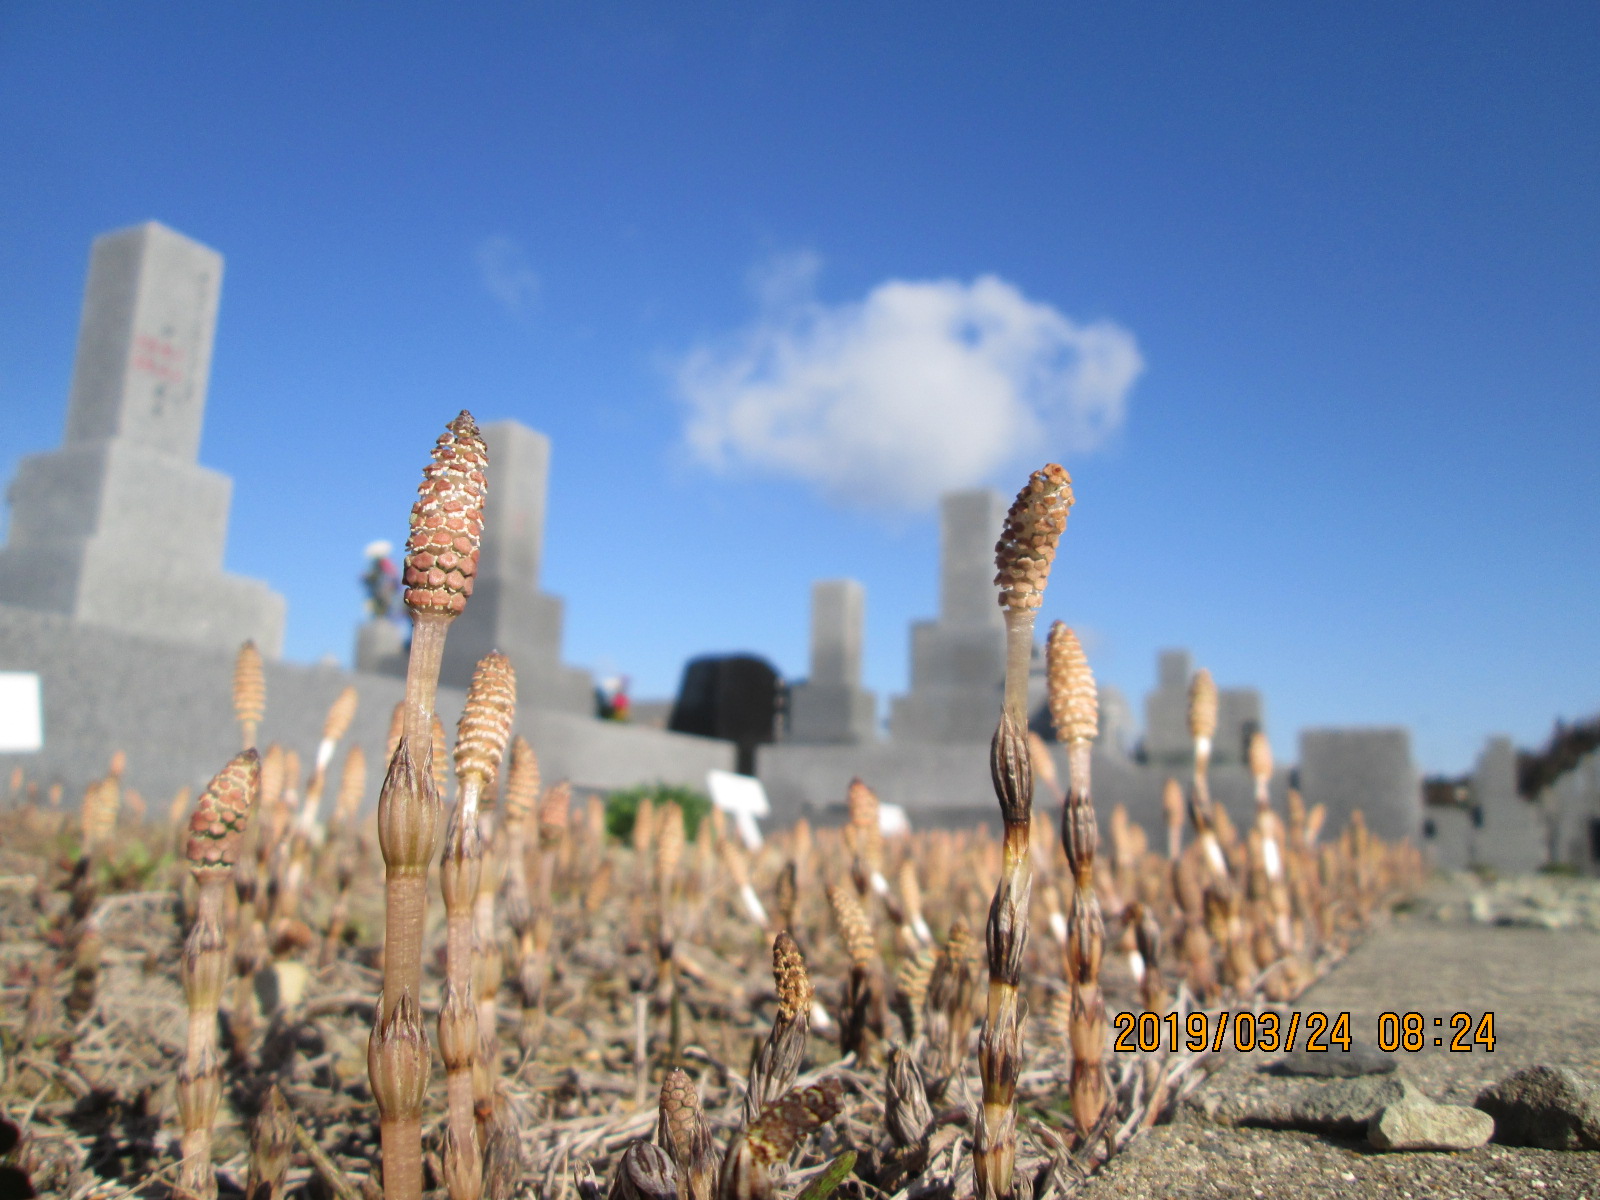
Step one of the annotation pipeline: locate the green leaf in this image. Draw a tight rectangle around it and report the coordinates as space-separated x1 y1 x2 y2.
794 1151 857 1200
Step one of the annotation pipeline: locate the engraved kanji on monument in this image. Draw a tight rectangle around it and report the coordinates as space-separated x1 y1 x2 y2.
0 222 285 653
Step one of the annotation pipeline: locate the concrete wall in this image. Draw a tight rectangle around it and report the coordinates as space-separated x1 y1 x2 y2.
0 604 733 809
759 738 1291 839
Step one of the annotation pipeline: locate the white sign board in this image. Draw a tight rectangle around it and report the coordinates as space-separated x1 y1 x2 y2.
707 768 770 849
0 672 43 753
879 802 910 837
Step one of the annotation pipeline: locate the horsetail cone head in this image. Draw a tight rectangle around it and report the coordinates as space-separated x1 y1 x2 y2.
403 410 488 618
846 777 880 834
827 883 876 967
1188 668 1218 742
259 744 285 807
994 464 1074 612
321 684 359 745
655 800 686 884
455 651 517 788
657 1068 712 1182
232 641 264 727
333 745 367 825
773 930 814 1020
1248 729 1272 782
744 1079 846 1166
502 735 540 827
186 749 261 876
1046 622 1098 744
539 779 572 839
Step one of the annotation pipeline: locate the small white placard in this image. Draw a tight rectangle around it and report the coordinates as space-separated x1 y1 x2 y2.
879 802 910 836
707 768 770 849
0 672 43 753
707 768 770 816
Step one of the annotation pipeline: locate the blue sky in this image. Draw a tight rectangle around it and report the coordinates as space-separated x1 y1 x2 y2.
1 3 1595 774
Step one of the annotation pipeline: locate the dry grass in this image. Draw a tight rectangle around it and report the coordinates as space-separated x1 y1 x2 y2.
0 437 1425 1200
0 754 1421 1200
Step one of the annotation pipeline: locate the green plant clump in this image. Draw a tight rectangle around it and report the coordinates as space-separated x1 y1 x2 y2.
1538 861 1580 877
605 783 712 842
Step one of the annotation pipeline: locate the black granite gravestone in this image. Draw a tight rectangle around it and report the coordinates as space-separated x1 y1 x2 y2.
669 654 780 776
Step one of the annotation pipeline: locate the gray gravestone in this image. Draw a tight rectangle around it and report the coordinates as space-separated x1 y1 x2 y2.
1142 649 1194 763
788 579 877 743
1470 734 1546 873
1097 683 1136 758
433 419 593 711
354 617 407 675
0 222 285 655
889 490 1007 742
1547 749 1600 874
1423 800 1474 871
1298 727 1421 843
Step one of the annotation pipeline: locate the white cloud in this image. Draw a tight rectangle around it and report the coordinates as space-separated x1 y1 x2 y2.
475 235 540 312
676 254 1143 509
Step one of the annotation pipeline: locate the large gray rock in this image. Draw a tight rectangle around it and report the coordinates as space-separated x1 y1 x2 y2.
1368 1096 1493 1151
1192 1074 1422 1136
1475 1065 1600 1150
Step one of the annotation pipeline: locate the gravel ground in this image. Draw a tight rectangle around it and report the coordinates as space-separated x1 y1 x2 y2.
1079 886 1600 1199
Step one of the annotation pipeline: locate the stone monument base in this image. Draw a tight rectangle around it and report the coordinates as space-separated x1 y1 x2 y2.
787 681 877 744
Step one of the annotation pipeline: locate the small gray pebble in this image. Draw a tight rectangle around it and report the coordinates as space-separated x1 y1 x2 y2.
1369 1097 1494 1151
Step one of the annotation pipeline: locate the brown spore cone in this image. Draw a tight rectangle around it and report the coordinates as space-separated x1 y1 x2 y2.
1188 668 1218 741
232 640 264 726
994 463 1074 611
1047 622 1098 744
186 749 261 874
404 410 489 616
455 651 517 785
503 735 539 826
773 931 814 1020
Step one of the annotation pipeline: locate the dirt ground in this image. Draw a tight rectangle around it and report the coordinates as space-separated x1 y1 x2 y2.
1079 889 1600 1199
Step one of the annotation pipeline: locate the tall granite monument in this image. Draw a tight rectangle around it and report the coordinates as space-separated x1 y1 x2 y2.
0 222 285 654
889 490 1007 742
433 419 593 712
787 579 877 743
1298 727 1420 843
1 222 736 802
1468 734 1546 873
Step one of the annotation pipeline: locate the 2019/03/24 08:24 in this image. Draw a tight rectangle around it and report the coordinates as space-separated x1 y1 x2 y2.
1110 1010 1497 1054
